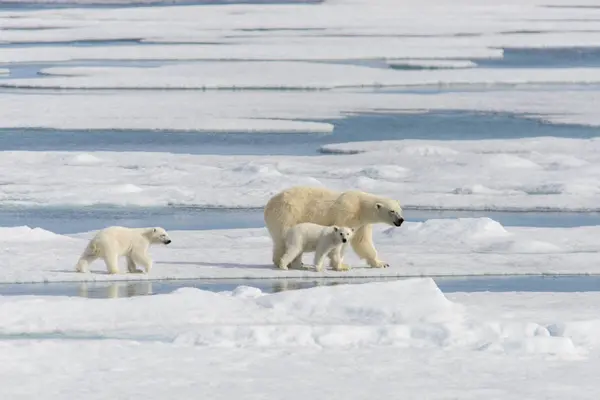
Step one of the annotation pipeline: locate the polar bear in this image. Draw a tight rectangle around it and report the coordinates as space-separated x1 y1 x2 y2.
264 186 404 270
75 226 172 274
279 223 354 272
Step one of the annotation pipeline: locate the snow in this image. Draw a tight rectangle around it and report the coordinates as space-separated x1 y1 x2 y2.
1 279 599 354
0 40 502 64
3 138 600 211
0 0 600 132
10 63 600 90
0 0 599 50
2 0 600 397
2 89 600 132
2 280 600 398
1 217 600 283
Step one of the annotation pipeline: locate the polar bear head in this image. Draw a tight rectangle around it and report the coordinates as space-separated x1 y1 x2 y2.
331 226 354 244
145 227 172 245
374 198 404 227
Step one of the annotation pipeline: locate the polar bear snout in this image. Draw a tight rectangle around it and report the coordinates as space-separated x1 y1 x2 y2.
342 238 347 243
394 217 405 227
163 238 172 245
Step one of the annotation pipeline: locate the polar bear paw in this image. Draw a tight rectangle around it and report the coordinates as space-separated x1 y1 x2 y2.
369 259 389 268
334 263 351 272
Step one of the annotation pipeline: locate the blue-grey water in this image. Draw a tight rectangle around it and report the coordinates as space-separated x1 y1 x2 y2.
0 0 323 11
2 275 600 299
477 47 600 69
1 111 600 156
1 206 600 234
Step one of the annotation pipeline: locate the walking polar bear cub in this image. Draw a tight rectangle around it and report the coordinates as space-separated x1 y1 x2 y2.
264 186 404 271
280 223 354 271
75 226 172 274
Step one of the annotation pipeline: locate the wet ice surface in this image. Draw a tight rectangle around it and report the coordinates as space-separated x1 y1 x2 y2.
4 274 600 299
1 206 600 234
1 111 600 156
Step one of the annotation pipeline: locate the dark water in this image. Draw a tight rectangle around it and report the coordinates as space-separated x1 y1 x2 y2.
476 47 600 69
0 0 322 11
2 275 600 299
1 111 599 156
2 60 167 80
2 206 600 234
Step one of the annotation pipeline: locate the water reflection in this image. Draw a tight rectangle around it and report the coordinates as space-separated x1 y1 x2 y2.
3 274 600 299
77 281 154 298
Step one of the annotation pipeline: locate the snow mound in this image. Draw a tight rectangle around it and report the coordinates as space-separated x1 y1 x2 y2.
359 165 409 180
226 286 266 299
399 145 459 157
0 279 587 355
110 184 144 194
256 278 459 325
477 239 563 254
232 162 283 177
394 218 510 243
548 320 600 348
523 182 600 196
536 154 589 170
0 226 68 242
451 184 506 195
487 154 540 169
67 153 105 166
479 321 577 355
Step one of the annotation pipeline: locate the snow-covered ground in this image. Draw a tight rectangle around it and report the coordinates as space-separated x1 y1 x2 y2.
2 280 600 399
2 89 600 132
2 138 600 211
10 64 600 90
2 0 600 131
2 217 599 283
3 0 600 397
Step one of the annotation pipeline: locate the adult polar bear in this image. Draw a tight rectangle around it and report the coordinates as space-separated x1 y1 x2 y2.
264 186 404 270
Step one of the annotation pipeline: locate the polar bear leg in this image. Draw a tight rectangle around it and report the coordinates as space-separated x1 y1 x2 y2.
351 224 389 268
314 242 333 272
272 239 286 268
126 256 142 273
328 244 350 271
132 252 153 273
75 254 97 273
103 254 120 275
279 244 302 271
290 254 303 269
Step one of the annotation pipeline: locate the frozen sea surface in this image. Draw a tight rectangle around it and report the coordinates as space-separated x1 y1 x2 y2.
2 111 600 156
3 1 600 398
1 206 600 234
3 274 600 299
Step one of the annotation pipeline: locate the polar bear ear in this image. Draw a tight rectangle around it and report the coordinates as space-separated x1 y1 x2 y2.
375 203 383 210
333 226 339 232
153 228 157 233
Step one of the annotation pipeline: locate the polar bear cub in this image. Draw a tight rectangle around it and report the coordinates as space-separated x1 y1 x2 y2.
75 226 172 275
279 223 354 272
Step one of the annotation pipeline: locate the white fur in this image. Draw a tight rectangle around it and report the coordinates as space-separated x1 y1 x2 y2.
279 223 354 272
75 226 171 275
264 186 404 270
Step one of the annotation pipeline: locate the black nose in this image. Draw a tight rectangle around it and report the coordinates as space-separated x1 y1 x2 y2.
165 240 172 244
342 238 347 243
394 217 404 227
